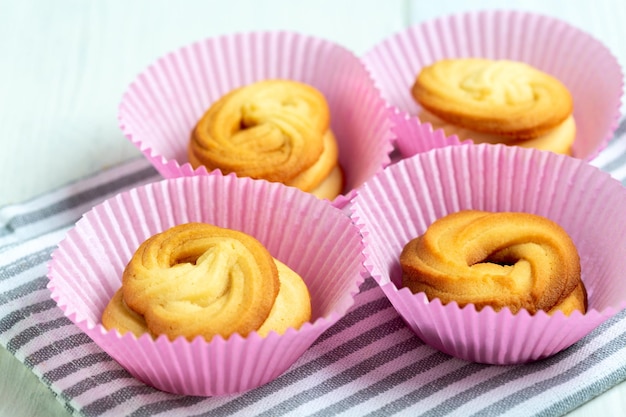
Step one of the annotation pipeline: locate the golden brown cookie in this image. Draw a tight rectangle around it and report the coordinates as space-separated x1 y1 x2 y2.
189 79 343 200
102 259 311 339
400 210 586 315
101 223 311 341
411 59 576 154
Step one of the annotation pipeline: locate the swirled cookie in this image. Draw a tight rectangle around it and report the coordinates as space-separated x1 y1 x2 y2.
189 80 344 200
102 223 311 340
411 59 576 154
399 210 587 315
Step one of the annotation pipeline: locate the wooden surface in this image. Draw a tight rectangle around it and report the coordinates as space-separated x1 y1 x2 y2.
1 0 626 415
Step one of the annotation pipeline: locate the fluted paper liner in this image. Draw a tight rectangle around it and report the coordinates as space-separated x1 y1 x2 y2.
47 174 366 395
351 144 626 364
362 9 623 161
118 31 394 207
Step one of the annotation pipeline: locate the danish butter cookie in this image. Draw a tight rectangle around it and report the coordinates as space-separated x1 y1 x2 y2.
189 79 344 200
412 59 576 153
400 210 586 315
102 223 311 341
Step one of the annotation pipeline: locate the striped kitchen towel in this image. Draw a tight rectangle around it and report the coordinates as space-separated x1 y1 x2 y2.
2 124 626 416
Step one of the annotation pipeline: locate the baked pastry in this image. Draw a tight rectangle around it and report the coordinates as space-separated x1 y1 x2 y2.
399 210 587 315
411 58 576 154
188 79 344 200
102 223 311 340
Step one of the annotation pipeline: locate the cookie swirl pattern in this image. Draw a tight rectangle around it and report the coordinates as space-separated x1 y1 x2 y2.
189 79 341 196
411 59 574 139
120 223 280 340
400 210 586 315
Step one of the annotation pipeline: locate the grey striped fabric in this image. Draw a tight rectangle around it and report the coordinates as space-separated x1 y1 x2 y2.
2 127 626 416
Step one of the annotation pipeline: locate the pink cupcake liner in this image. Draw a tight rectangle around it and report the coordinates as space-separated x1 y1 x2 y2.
362 9 623 161
47 174 367 395
118 31 395 208
389 114 473 160
350 143 626 365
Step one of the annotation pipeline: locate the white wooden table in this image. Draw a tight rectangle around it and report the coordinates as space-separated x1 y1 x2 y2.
2 0 626 415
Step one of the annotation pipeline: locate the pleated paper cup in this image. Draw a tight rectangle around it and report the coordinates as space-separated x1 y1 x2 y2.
118 31 394 208
389 114 473 159
350 143 626 365
362 9 623 161
47 174 366 396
